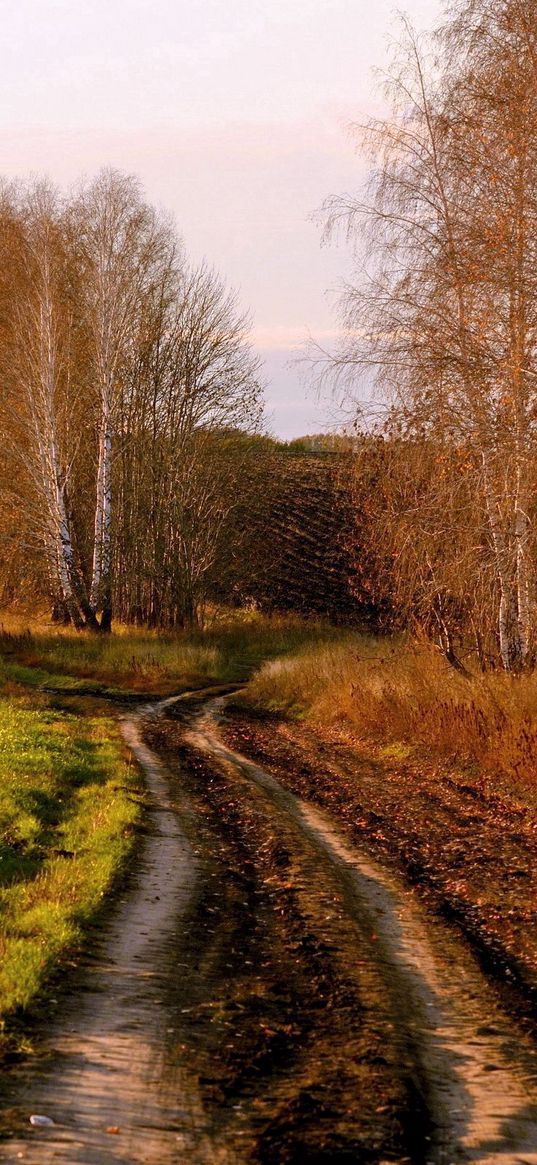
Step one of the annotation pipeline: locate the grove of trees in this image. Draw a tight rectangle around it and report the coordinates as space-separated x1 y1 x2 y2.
5 0 536 666
0 170 262 630
326 0 537 672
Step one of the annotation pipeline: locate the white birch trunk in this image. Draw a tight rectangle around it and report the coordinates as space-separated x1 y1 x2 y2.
482 453 522 671
90 393 112 614
24 248 83 625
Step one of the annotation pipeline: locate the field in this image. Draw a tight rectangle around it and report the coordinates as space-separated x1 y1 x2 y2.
0 612 339 695
243 633 537 803
3 614 537 1051
1 612 537 1160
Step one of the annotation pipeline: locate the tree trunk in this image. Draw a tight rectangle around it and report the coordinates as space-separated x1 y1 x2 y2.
90 399 113 631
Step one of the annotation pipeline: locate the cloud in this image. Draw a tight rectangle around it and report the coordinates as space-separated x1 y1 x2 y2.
250 325 349 353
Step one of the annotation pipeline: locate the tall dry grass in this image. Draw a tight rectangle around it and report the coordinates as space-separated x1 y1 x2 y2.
246 636 537 801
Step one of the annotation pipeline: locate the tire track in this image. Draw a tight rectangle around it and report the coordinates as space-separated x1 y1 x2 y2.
1 690 536 1163
186 695 537 1165
0 699 226 1165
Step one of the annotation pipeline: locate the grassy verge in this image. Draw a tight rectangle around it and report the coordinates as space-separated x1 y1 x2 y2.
0 687 144 1047
0 611 340 696
242 633 537 803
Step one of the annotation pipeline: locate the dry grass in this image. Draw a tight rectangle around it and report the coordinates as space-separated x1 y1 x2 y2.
245 635 537 802
0 610 339 693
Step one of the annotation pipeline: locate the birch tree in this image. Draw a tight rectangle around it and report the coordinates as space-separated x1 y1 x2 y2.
115 261 262 627
0 171 263 628
0 184 95 625
70 169 172 631
326 0 537 671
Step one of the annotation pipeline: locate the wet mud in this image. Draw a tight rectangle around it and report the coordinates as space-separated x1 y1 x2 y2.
0 710 198 1164
0 690 536 1163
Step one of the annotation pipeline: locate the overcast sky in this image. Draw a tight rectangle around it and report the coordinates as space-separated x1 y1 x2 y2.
2 0 442 437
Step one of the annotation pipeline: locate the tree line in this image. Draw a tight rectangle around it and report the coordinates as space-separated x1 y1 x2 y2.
0 170 369 635
5 0 536 667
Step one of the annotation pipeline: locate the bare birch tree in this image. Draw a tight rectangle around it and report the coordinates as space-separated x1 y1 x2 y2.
115 261 262 627
0 170 263 628
326 0 537 671
0 183 95 625
69 169 173 630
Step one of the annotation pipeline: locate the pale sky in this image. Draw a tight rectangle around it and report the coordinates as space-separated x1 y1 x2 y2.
2 0 441 437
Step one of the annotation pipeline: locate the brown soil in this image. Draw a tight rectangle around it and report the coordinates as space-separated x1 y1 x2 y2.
222 703 537 1026
1 690 537 1164
0 693 427 1164
146 704 426 1164
185 697 537 1163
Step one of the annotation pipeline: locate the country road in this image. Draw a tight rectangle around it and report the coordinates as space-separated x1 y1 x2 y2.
0 689 536 1164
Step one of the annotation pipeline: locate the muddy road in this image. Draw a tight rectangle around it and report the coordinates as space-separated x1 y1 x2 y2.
0 690 536 1163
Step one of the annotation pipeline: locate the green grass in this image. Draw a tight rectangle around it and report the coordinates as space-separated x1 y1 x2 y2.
0 689 143 1039
0 608 343 1044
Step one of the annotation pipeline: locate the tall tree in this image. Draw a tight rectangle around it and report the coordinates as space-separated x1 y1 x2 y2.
70 169 172 630
0 170 263 628
115 261 262 627
325 0 537 671
0 183 92 625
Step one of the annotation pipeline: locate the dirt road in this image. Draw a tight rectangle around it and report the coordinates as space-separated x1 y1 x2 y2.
0 690 536 1163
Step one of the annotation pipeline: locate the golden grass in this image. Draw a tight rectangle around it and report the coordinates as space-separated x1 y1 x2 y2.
245 635 537 801
0 609 339 693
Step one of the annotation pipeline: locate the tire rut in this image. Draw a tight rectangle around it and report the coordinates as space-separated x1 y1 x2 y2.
184 695 537 1165
0 690 536 1163
0 702 218 1164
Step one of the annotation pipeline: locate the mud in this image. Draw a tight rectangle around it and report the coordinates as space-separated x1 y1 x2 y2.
0 690 536 1163
0 707 200 1163
185 697 537 1164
